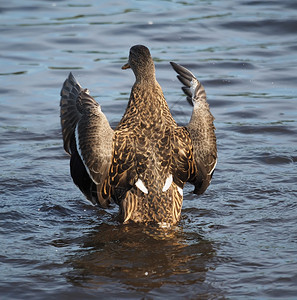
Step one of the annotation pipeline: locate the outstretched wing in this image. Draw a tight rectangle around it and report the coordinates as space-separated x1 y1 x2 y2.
60 72 82 155
170 62 217 194
60 73 114 207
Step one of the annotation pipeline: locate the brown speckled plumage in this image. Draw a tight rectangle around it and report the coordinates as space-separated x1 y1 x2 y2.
60 45 217 226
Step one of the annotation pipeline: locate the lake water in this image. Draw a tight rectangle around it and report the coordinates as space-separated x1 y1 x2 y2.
1 0 297 299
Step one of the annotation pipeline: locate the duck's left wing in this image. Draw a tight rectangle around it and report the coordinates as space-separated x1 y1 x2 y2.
60 73 114 207
170 62 217 194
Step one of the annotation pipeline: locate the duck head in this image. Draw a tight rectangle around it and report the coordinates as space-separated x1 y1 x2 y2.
122 45 156 82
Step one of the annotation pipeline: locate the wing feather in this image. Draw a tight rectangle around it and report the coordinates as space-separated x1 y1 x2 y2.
60 73 114 207
60 72 82 155
171 126 195 190
108 131 137 204
170 62 217 194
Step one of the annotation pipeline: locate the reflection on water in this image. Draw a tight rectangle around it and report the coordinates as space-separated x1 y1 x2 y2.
65 223 220 297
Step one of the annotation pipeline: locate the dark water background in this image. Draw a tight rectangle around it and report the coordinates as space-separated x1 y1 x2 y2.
1 0 297 299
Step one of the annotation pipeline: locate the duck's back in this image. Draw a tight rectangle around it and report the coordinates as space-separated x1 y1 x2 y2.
106 83 194 224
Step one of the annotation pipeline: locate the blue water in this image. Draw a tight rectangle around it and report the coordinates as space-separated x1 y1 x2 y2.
1 0 297 299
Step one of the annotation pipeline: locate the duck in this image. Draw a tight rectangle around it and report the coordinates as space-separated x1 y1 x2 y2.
60 45 217 226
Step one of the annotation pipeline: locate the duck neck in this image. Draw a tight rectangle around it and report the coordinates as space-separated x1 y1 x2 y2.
131 79 163 109
132 80 176 124
134 70 156 85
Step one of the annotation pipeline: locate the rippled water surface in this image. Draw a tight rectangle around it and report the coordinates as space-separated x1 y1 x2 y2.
1 0 297 299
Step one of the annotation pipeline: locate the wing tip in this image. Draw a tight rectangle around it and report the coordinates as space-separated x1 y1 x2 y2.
170 61 178 69
68 72 74 81
170 61 195 80
67 71 80 86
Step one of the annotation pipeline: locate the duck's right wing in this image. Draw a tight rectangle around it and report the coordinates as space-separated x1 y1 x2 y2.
170 62 217 194
60 73 114 207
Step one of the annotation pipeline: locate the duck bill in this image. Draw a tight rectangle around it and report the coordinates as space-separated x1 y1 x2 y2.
121 63 130 70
